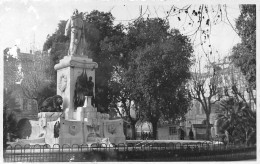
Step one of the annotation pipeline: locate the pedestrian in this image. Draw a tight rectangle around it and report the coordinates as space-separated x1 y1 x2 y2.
181 129 185 140
189 129 194 140
179 128 185 140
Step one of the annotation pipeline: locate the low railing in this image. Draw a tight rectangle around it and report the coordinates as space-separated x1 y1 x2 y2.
3 141 256 162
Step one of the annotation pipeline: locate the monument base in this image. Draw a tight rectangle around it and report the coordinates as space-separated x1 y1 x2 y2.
54 55 98 118
22 97 126 147
58 97 126 146
14 55 126 147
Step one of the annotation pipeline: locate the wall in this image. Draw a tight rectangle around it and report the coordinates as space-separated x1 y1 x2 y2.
157 125 179 140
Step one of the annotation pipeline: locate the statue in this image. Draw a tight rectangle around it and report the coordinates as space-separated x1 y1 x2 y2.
74 70 95 109
54 121 60 138
74 69 89 109
87 76 95 106
40 95 63 112
65 9 86 56
87 76 94 96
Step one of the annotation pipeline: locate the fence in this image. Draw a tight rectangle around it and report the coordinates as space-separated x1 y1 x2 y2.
3 141 256 162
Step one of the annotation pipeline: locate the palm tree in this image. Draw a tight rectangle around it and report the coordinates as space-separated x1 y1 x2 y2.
241 106 256 145
217 97 256 145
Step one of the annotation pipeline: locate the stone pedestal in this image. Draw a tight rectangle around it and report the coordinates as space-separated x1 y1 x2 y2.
38 112 62 146
12 55 126 147
58 96 112 146
103 119 125 144
54 56 98 119
52 55 126 146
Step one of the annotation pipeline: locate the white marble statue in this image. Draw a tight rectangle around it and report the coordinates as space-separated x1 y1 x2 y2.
65 9 86 56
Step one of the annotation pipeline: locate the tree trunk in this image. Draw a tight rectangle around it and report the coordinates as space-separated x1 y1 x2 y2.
205 113 211 140
130 122 136 140
245 130 248 146
151 120 158 140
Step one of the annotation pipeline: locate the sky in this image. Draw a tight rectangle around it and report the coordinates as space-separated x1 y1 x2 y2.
0 0 242 65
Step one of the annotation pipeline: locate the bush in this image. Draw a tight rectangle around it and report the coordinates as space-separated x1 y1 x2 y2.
16 118 32 139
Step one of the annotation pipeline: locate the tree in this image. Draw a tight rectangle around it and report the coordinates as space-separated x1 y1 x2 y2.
125 18 193 139
218 96 256 145
217 64 256 145
102 17 193 139
108 66 143 139
3 48 19 91
6 112 18 140
230 5 256 105
16 118 32 139
3 105 8 149
43 20 69 84
188 64 223 140
217 5 257 144
102 29 141 139
85 11 127 113
134 5 240 59
20 51 56 110
3 90 20 149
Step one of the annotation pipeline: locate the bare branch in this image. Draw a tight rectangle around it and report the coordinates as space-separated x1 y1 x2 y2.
224 5 239 35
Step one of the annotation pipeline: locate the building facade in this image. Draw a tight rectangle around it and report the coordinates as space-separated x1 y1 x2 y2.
4 47 47 122
157 124 180 140
185 59 255 140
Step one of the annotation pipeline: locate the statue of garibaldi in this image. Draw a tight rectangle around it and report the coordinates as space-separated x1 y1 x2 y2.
65 9 86 56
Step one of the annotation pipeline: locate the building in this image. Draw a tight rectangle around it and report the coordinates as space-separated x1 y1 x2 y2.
185 59 255 139
157 123 180 140
4 46 48 122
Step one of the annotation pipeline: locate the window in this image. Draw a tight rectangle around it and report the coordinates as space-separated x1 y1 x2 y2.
169 127 177 135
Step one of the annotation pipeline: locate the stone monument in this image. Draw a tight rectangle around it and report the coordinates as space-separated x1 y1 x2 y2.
65 9 87 56
52 9 125 146
13 9 125 147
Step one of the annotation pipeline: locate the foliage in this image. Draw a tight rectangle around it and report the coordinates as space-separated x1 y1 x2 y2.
188 66 223 140
5 112 18 140
3 48 19 91
85 11 126 113
3 90 20 149
3 105 8 149
3 87 21 112
136 5 240 59
102 29 138 139
218 97 256 145
230 5 256 89
20 51 56 109
16 118 32 139
43 20 69 83
107 66 142 139
127 18 193 139
4 46 56 111
103 18 193 139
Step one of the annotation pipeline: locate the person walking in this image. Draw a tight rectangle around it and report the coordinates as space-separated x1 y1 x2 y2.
189 129 194 140
179 128 185 140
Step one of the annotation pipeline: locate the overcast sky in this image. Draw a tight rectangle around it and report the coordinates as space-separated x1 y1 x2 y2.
0 0 241 65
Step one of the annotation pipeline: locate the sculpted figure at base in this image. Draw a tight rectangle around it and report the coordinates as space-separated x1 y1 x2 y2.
74 70 95 109
74 69 89 109
40 95 63 112
87 76 94 96
54 121 60 138
65 9 86 56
